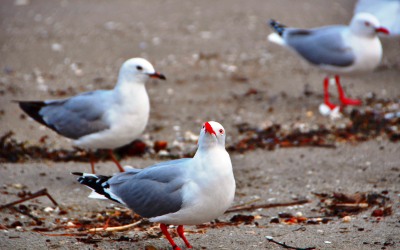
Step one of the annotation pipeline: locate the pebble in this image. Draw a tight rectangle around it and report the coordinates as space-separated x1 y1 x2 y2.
342 216 351 223
158 150 169 156
44 207 54 213
51 43 63 52
12 183 25 189
14 0 29 6
184 131 199 142
67 221 75 227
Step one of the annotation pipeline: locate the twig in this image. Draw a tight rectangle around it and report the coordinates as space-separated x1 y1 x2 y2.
237 198 261 207
11 206 42 225
0 188 59 210
265 236 315 250
39 232 88 237
225 199 310 213
88 220 143 232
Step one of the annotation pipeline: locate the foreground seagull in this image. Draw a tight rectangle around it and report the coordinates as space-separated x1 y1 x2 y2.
17 58 166 173
268 13 389 113
73 121 236 249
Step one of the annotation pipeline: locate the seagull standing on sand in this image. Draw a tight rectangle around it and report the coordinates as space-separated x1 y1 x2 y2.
17 58 166 173
73 121 236 250
268 13 389 114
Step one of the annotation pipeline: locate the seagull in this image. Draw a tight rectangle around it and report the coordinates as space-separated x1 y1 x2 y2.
73 121 236 250
17 58 166 173
354 0 400 36
268 13 389 112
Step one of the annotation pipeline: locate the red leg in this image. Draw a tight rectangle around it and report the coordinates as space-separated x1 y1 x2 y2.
89 151 96 174
335 75 361 106
177 225 193 248
108 149 124 172
323 77 337 110
160 224 181 250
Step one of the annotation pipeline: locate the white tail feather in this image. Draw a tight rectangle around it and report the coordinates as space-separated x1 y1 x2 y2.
268 33 286 46
88 191 108 199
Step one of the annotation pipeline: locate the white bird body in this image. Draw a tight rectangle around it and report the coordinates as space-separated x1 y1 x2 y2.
18 57 166 172
268 13 386 75
320 29 383 74
268 13 389 112
73 83 150 149
74 121 236 249
152 146 235 225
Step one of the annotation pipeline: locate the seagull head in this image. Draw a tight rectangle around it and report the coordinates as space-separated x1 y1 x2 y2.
118 58 166 85
350 13 389 37
198 121 226 148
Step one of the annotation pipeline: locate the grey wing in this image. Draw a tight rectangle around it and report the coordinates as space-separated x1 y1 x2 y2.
108 161 188 218
148 158 190 168
284 26 355 67
40 90 111 139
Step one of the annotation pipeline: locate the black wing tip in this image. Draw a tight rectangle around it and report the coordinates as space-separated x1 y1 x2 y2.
71 172 83 176
17 101 48 124
269 19 277 25
75 174 120 204
268 19 286 36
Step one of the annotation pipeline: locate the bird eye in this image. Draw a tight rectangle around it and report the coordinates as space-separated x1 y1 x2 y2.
202 125 205 129
364 21 370 27
136 66 143 71
219 129 224 134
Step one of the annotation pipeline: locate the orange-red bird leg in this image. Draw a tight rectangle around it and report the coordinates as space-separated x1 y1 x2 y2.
335 75 362 106
177 225 193 248
160 224 181 250
323 77 338 110
108 149 125 172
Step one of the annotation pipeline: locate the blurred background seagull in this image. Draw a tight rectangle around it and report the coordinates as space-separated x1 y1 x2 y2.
17 58 166 173
268 13 389 115
73 121 236 250
354 0 400 37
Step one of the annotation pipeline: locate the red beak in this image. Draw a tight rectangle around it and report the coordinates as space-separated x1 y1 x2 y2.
149 72 166 80
375 27 390 35
204 122 216 135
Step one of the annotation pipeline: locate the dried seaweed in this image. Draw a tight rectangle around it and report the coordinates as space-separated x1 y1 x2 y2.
313 191 392 217
1 98 398 163
0 132 147 163
230 99 400 153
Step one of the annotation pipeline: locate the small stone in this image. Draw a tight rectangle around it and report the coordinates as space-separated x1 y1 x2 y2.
158 150 169 157
51 43 63 52
184 131 199 142
269 217 280 224
342 216 351 223
11 183 25 189
66 221 75 227
43 207 54 213
14 0 29 6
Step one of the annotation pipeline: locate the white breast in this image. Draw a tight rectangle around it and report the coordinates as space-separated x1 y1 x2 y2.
74 85 150 149
150 149 236 225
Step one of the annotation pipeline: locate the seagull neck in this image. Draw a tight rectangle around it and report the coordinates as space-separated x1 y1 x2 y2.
114 78 147 102
194 144 224 159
